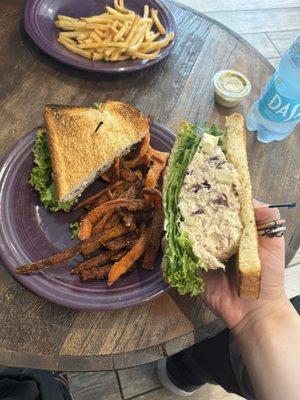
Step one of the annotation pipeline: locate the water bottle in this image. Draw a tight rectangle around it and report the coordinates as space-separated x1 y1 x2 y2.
247 34 300 143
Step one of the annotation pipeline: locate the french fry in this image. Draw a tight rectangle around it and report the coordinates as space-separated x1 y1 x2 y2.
114 20 129 41
110 48 125 61
90 32 102 42
150 8 165 34
140 33 174 52
59 31 82 38
118 55 131 61
94 29 106 40
58 37 92 59
125 17 140 43
80 41 127 49
108 226 149 285
143 5 149 18
84 23 112 30
57 15 80 22
145 31 160 42
127 50 159 60
113 0 133 14
106 5 134 21
110 13 135 22
55 1 173 63
81 16 111 23
77 32 92 41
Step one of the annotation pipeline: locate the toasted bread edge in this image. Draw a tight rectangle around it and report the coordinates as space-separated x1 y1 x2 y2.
225 113 261 299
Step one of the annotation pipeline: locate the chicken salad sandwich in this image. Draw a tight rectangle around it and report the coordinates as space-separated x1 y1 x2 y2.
163 113 261 298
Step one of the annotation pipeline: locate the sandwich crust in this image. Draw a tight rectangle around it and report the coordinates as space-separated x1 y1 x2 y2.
44 102 149 202
225 113 261 298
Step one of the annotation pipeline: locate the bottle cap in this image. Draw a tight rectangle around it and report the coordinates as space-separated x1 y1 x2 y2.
213 70 251 108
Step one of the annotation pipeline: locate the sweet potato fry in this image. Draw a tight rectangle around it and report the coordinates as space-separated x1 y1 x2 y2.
80 263 113 281
147 146 169 163
142 188 164 269
105 231 138 251
100 171 111 182
111 158 121 182
134 209 153 223
80 199 146 239
92 212 120 236
108 226 149 285
71 250 119 274
120 164 141 182
89 189 114 209
16 224 131 274
81 223 136 255
111 249 128 261
124 129 150 169
145 158 166 188
120 210 134 226
110 180 131 197
74 187 113 210
16 246 80 274
107 180 129 193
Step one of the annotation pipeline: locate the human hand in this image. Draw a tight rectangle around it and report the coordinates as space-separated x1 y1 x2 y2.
201 202 289 332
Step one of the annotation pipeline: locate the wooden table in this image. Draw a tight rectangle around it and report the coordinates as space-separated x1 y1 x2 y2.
0 0 299 371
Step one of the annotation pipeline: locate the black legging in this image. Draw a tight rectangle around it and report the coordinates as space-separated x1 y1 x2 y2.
0 369 72 400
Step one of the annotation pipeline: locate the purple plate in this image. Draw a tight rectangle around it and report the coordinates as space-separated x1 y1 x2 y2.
0 122 174 310
23 0 176 73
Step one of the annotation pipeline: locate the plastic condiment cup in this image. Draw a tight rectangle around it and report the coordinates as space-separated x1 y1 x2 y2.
212 69 251 108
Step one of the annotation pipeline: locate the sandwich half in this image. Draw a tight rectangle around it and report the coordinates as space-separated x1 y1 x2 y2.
29 101 149 212
163 113 261 298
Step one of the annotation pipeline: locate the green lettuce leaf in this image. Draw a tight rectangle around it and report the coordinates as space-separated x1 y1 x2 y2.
69 221 80 239
163 122 208 296
29 129 76 212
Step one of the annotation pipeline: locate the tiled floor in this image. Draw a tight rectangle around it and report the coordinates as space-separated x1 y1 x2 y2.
67 1 300 399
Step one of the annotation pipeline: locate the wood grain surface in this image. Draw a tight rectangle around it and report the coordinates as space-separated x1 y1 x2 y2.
0 0 299 371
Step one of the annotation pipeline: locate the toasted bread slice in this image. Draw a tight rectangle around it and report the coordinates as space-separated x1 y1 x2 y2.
44 102 149 202
225 113 261 298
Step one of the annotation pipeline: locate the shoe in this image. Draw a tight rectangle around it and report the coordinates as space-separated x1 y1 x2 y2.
157 358 197 397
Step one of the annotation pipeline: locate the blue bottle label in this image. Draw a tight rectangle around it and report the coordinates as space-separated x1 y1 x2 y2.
258 75 300 122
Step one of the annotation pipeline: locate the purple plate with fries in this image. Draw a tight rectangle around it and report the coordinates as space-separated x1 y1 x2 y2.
23 0 176 73
0 122 173 310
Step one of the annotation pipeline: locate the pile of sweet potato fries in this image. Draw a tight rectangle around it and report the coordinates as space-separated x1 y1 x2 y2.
16 127 169 286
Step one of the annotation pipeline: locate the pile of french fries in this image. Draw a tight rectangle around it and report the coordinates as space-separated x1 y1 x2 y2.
17 121 169 286
55 0 174 62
